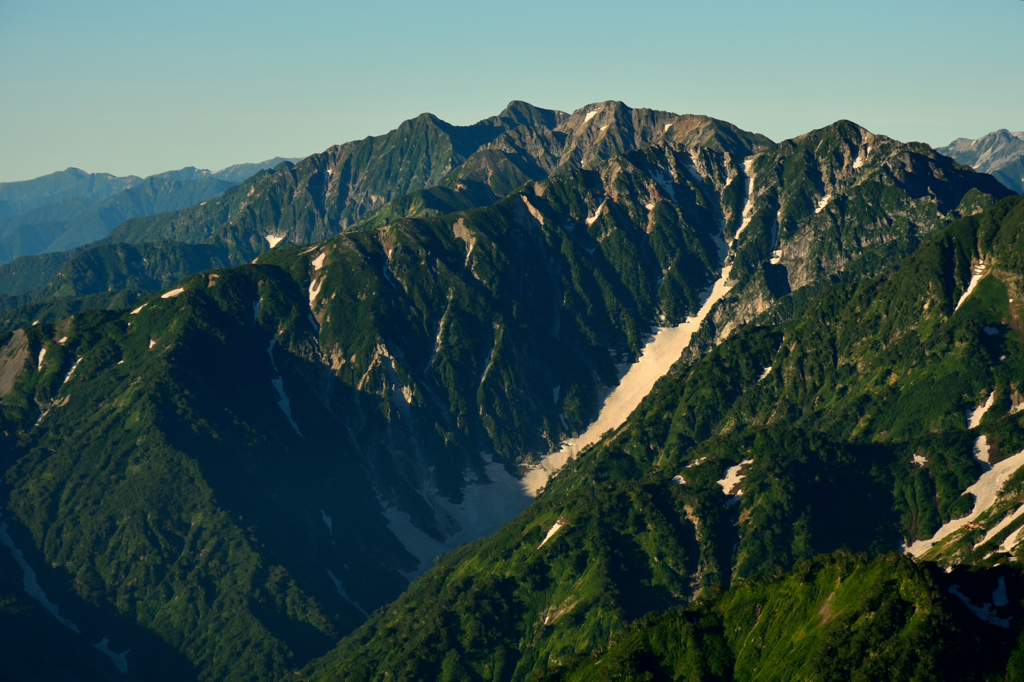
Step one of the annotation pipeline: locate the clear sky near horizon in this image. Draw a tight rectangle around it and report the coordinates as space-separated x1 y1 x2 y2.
1 0 1021 182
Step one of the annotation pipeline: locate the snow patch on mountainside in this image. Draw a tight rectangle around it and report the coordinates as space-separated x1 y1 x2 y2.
584 110 597 123
308 277 323 309
383 459 535 579
93 638 129 673
650 169 676 202
326 569 369 618
312 252 326 270
265 233 285 248
955 263 987 312
585 198 607 226
161 287 185 299
734 157 756 243
523 255 736 496
62 358 80 385
718 459 754 496
36 347 45 371
949 583 1011 628
815 194 832 214
977 505 1024 550
906 448 1024 558
130 303 147 315
266 339 301 435
0 516 80 633
968 392 997 429
538 519 565 548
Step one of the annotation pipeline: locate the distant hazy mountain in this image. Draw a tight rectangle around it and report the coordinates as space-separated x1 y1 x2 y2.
0 168 140 220
0 177 234 264
0 158 297 265
938 130 1024 194
151 157 300 184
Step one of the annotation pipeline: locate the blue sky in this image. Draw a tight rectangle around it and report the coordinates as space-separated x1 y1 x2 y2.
1 0 1021 182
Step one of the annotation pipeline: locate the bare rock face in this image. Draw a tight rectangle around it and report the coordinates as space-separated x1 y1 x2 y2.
939 129 1024 195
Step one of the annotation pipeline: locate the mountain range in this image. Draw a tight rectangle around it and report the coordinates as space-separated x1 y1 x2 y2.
0 102 1022 681
939 129 1024 194
0 158 297 265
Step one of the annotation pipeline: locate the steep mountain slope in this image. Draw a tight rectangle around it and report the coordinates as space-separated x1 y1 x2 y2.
940 129 1024 194
0 241 229 334
0 176 235 264
106 102 569 253
104 101 771 264
0 113 1015 681
675 120 1014 364
535 553 1020 682
0 147 735 680
0 168 141 220
299 197 1024 681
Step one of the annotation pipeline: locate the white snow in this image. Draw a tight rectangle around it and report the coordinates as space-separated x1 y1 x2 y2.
769 250 782 265
599 124 609 132
758 366 773 382
58 336 67 344
912 454 929 467
717 459 755 496
734 157 756 243
955 264 986 312
650 169 676 202
906 448 1024 557
130 303 147 315
664 123 673 132
383 459 535 578
325 569 369 618
994 576 1009 606
160 287 185 299
321 510 332 534
968 392 997 429
522 258 736 496
93 638 129 674
686 457 707 468
1001 524 1024 554
977 504 1024 550
672 474 687 485
815 194 832 214
309 277 323 308
265 234 286 248
645 201 656 211
1012 403 1024 415
148 339 156 350
538 520 565 548
311 252 326 271
36 347 46 371
853 146 871 169
585 198 607 226
266 339 302 435
584 110 597 123
948 584 1011 628
974 436 992 466
62 358 81 385
0 516 80 633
